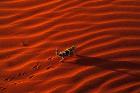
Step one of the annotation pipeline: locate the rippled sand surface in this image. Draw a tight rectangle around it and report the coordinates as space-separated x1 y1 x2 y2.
0 0 140 93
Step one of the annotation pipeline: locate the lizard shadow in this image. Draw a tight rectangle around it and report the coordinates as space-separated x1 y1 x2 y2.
71 55 140 81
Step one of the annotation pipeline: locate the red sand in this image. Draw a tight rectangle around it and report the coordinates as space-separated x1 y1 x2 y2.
0 0 140 93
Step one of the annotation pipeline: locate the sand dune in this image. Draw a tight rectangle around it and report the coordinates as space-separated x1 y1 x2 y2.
0 0 140 93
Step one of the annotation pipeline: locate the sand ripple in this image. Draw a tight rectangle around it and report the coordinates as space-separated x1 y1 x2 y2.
0 0 140 93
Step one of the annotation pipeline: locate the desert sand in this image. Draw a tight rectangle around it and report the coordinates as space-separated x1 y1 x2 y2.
0 0 140 93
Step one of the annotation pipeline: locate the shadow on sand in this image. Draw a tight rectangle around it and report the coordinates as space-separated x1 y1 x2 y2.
72 55 140 80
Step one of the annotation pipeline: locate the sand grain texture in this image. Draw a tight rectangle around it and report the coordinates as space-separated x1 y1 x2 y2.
0 0 140 93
